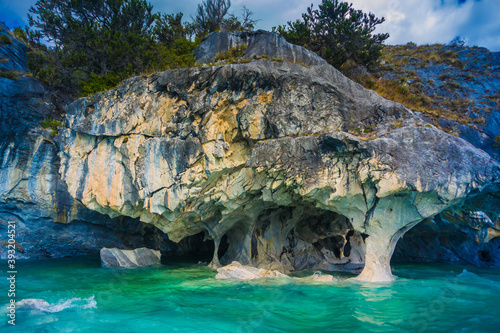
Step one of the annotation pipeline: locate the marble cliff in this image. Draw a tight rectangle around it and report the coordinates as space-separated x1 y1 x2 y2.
2 27 500 282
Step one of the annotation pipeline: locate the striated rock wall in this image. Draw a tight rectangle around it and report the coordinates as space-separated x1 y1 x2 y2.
2 26 500 281
55 31 500 281
394 212 500 266
194 30 328 67
0 23 199 260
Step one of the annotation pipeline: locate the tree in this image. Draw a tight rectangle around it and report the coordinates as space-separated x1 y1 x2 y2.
26 0 199 96
191 0 257 38
192 0 231 37
154 12 190 43
28 0 156 75
221 6 258 33
276 0 389 70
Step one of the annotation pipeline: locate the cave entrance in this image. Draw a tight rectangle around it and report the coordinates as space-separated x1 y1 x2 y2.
289 207 366 272
171 231 216 263
218 234 229 260
212 204 366 272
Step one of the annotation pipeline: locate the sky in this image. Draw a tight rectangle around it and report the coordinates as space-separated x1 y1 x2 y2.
0 0 499 51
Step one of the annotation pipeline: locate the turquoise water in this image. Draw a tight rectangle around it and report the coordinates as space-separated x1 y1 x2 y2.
1 258 500 332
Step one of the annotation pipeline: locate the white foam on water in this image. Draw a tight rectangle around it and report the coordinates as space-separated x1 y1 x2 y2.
16 295 96 313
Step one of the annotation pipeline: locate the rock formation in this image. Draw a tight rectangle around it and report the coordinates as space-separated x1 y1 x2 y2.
2 27 500 281
55 31 500 281
100 247 161 267
0 22 199 259
215 261 285 280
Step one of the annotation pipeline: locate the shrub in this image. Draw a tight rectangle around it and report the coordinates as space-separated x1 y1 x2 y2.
472 118 486 125
276 0 389 70
438 73 452 81
441 81 461 90
0 35 12 45
79 72 122 97
0 70 19 80
26 0 200 96
40 118 63 137
214 44 248 61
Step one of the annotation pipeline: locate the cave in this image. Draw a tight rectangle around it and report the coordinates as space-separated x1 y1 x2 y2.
206 204 367 272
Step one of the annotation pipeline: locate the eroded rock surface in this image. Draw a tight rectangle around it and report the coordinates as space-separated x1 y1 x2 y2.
100 247 161 267
395 212 500 266
216 261 286 280
194 30 327 67
0 23 181 259
2 27 500 281
54 31 500 282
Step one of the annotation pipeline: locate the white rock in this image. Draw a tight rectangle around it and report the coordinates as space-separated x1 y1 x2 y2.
215 261 286 280
100 247 161 267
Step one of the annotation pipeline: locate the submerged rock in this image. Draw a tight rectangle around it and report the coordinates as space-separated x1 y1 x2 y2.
296 272 337 283
215 261 286 280
100 247 161 267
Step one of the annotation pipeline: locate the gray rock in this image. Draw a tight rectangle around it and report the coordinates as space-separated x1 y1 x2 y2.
0 22 28 73
100 247 161 267
194 30 327 67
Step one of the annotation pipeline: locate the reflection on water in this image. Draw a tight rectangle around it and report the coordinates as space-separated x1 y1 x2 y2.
1 257 500 332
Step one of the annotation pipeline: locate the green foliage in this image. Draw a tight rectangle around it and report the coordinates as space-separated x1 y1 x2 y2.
0 70 20 80
0 35 12 45
27 45 65 86
192 0 231 37
40 118 63 137
154 13 191 43
220 6 258 33
79 72 122 97
29 0 157 75
214 44 247 61
191 1 257 38
275 0 388 70
26 0 200 96
12 28 28 43
472 117 486 125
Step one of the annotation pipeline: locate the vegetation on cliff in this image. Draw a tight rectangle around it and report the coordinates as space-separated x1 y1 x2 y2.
5 0 498 142
346 42 500 141
21 0 256 97
275 0 389 70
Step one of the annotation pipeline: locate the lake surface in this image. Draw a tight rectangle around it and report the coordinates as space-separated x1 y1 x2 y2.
1 257 500 332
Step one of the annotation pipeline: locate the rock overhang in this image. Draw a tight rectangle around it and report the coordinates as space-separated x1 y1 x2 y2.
56 31 500 282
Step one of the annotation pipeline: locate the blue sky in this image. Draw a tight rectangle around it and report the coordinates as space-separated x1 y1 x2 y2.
1 0 499 51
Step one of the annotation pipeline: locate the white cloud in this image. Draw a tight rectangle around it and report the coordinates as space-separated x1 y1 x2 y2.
386 10 405 23
349 0 500 50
